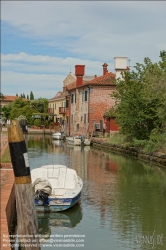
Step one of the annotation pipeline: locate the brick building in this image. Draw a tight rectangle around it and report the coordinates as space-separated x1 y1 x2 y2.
48 57 128 136
66 63 118 136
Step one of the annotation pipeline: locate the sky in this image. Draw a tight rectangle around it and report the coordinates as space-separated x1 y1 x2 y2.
1 1 166 99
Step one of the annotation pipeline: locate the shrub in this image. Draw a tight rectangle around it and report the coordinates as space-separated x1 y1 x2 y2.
34 119 41 127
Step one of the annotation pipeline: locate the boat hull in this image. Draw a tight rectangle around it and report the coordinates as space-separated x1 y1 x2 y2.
52 133 64 140
66 137 81 146
35 192 81 212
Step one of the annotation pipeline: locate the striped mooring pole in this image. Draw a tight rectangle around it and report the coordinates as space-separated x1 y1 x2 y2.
8 120 40 250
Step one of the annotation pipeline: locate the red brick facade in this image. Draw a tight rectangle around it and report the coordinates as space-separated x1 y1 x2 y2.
88 86 116 132
66 63 118 136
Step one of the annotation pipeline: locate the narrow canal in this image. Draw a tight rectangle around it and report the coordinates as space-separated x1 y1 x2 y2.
28 134 166 250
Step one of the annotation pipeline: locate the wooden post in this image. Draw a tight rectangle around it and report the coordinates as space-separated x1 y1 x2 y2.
90 123 95 142
8 120 40 250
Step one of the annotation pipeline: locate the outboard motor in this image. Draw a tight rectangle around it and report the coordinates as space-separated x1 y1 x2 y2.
33 178 52 205
34 190 50 205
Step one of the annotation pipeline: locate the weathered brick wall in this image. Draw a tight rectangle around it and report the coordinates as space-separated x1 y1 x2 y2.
70 89 89 136
89 86 116 132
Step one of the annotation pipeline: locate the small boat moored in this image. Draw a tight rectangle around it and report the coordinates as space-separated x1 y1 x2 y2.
31 165 83 212
52 132 64 140
66 136 91 146
66 136 81 146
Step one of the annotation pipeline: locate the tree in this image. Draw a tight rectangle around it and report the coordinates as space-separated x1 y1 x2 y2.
27 95 29 100
30 91 34 100
38 98 48 113
0 92 5 99
2 104 12 119
109 51 166 149
30 100 45 113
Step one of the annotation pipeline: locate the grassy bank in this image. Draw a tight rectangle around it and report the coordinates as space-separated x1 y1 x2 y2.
107 133 166 154
1 145 11 163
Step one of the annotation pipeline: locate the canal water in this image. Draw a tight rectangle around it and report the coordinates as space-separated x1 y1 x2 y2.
28 134 166 250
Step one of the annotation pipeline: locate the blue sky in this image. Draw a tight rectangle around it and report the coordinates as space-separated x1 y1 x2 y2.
1 1 166 99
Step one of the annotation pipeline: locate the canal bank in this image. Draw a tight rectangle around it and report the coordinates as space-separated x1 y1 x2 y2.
92 138 166 168
0 131 15 250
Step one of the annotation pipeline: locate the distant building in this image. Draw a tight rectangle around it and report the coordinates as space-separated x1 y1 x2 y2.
48 91 68 124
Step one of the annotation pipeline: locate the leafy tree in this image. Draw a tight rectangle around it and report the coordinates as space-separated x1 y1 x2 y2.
9 97 29 120
109 51 166 150
38 98 48 113
2 104 12 119
30 100 45 113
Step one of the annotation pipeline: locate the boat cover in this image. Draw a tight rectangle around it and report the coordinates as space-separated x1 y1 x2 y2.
32 178 52 195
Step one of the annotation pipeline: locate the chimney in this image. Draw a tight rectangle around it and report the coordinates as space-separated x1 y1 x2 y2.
102 63 108 76
75 65 85 88
94 75 97 79
114 57 127 80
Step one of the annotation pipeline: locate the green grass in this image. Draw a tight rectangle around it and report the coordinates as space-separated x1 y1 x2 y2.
1 145 11 163
108 133 130 145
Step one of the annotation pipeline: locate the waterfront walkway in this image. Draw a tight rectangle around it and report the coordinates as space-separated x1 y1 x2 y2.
0 130 14 250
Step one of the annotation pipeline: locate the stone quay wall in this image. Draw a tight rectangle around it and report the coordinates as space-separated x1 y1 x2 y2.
92 140 166 168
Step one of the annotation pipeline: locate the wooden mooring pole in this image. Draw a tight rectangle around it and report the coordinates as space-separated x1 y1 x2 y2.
8 120 40 250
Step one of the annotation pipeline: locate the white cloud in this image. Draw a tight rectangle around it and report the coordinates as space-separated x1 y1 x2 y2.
1 52 114 75
1 1 166 98
1 71 63 99
1 52 115 99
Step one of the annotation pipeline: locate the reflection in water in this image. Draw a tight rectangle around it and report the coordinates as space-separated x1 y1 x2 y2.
28 135 166 250
38 203 82 243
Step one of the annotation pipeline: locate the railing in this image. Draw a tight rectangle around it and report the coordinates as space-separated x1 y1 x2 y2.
48 108 54 114
59 107 66 114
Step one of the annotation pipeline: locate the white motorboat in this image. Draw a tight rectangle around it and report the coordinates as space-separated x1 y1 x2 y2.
31 165 83 212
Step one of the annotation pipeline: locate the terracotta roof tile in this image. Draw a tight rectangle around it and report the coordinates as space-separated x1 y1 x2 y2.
83 72 115 86
66 72 116 91
1 96 28 101
66 82 76 91
49 91 68 101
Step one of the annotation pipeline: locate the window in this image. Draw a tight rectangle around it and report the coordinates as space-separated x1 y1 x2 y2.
82 90 88 102
75 93 76 103
84 114 86 124
71 114 74 124
82 91 84 102
85 90 88 101
66 116 68 124
76 124 79 131
71 94 74 104
66 100 68 108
